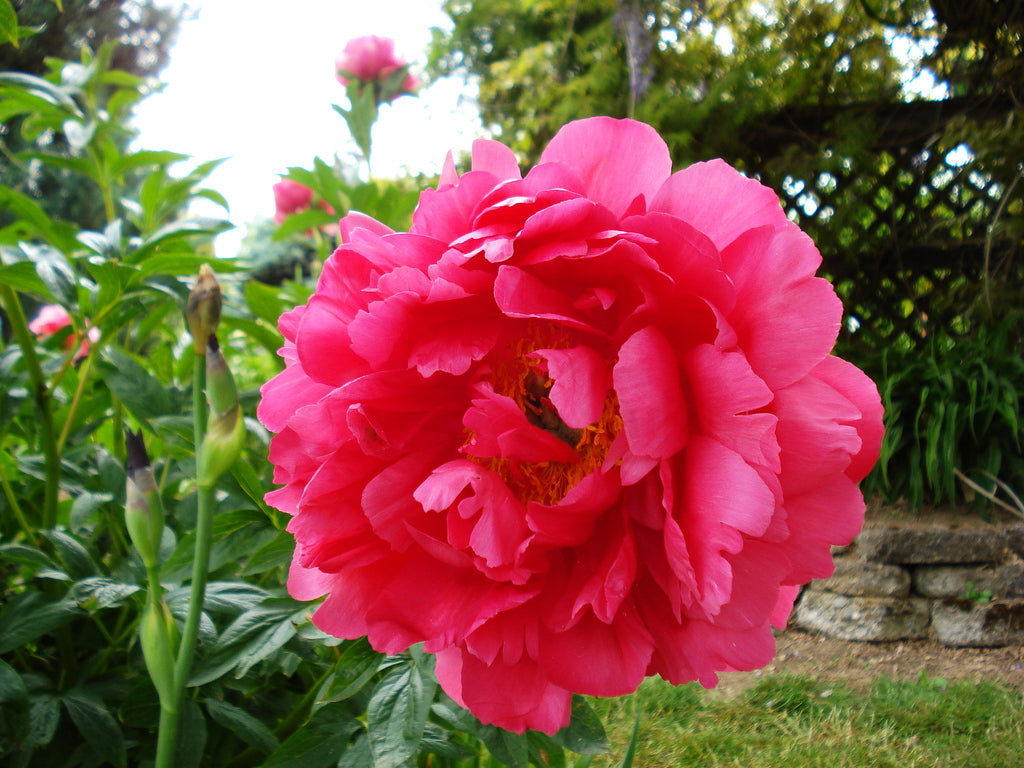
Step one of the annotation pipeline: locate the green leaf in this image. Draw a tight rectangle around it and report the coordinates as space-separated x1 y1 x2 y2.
230 461 278 520
615 718 640 768
0 71 80 112
29 693 61 748
315 638 383 708
110 149 189 177
62 689 127 768
244 279 288 328
554 696 609 755
204 698 280 754
0 0 19 47
479 726 529 768
258 703 359 768
69 490 114 533
0 658 28 704
99 348 175 420
0 188 79 253
0 542 61 572
70 577 141 610
174 696 207 768
272 207 337 241
366 651 438 768
45 528 99 579
241 530 295 576
0 260 57 301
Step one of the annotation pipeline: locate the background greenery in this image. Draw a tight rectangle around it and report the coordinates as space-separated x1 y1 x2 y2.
2 0 1023 766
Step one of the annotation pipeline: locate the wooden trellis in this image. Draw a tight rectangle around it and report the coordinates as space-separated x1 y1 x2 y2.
747 95 1023 354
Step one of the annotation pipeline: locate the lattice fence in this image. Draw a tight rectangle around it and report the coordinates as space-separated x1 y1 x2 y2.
751 102 1023 357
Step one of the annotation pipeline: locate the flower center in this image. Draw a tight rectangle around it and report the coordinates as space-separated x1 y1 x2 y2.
471 323 621 507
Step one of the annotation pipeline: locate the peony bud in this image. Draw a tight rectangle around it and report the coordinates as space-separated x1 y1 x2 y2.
124 430 164 571
140 597 179 703
197 404 245 488
205 335 238 417
186 265 221 355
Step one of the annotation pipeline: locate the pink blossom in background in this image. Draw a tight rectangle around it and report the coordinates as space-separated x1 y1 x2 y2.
273 179 315 225
258 117 883 734
335 35 419 97
29 304 98 359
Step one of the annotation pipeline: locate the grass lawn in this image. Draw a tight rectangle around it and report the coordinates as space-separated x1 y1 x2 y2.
587 673 1024 767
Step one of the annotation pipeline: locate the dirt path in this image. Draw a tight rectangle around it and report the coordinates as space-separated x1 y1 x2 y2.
713 629 1024 698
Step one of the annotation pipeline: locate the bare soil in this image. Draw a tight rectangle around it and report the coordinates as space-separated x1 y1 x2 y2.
714 628 1024 699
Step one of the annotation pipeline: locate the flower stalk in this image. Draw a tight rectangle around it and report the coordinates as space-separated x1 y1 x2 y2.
153 268 239 768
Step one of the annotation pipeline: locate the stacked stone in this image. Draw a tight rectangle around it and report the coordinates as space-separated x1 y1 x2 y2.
793 519 1024 646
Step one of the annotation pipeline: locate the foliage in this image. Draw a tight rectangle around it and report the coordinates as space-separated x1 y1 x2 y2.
590 673 1024 767
860 323 1024 510
0 25 608 768
427 0 917 165
0 0 186 233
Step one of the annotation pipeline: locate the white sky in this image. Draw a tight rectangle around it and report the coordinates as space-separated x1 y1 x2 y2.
133 0 484 256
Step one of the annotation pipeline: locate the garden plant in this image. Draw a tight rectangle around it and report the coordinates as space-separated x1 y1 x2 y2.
1 2 1022 767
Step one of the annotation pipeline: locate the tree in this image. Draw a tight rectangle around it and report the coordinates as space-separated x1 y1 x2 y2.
1 0 185 231
427 0 928 166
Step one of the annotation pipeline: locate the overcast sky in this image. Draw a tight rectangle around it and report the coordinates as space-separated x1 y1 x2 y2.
133 0 483 255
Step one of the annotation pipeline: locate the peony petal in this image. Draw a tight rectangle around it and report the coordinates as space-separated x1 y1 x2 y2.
539 609 653 697
720 224 842 389
540 117 672 218
471 138 522 180
436 647 572 735
651 159 784 250
613 326 688 460
532 345 612 429
810 356 884 483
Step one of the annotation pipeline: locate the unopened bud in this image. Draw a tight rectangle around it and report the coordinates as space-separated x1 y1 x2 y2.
198 404 245 487
140 597 179 704
205 335 238 417
125 430 165 570
186 265 221 355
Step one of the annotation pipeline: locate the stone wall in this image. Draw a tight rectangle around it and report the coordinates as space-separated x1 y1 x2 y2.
793 513 1024 647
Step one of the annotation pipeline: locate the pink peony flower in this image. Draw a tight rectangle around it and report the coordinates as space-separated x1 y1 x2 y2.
29 304 98 359
335 35 419 98
258 118 883 734
273 179 315 225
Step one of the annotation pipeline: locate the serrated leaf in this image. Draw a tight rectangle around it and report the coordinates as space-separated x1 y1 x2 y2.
366 652 437 768
204 698 280 754
63 690 127 768
258 703 358 768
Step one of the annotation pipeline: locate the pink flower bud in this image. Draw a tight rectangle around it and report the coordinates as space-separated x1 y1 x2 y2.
273 179 315 225
335 35 418 100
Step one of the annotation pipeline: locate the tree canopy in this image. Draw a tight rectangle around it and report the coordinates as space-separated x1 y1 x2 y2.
428 0 949 165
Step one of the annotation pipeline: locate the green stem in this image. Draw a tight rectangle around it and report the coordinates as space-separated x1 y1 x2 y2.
0 459 39 546
154 359 211 768
0 284 60 528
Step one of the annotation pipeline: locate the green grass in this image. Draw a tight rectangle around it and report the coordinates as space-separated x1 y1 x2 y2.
586 674 1024 767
